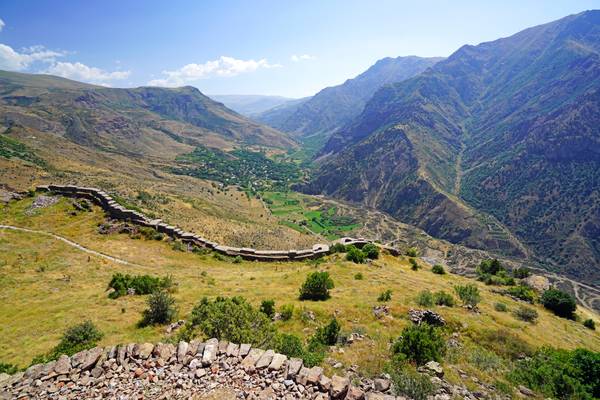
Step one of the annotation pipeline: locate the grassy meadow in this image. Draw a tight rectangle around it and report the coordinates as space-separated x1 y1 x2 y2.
1 195 598 389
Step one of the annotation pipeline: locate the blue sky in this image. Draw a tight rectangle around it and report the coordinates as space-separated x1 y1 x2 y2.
1 0 599 97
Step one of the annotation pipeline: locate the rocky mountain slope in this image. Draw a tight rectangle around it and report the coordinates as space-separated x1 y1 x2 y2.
304 10 600 283
0 70 296 156
210 94 297 116
256 56 442 139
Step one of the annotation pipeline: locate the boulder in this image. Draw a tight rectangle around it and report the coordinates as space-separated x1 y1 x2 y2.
424 361 444 378
268 353 287 370
80 347 103 371
255 349 275 369
286 358 303 379
297 366 322 386
331 375 350 398
374 378 390 392
345 385 365 400
241 348 265 370
153 343 175 361
177 341 189 362
136 343 154 360
319 374 332 392
239 343 251 357
226 342 240 357
202 339 219 366
53 355 71 375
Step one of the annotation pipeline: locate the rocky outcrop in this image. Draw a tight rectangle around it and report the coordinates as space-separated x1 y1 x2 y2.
36 184 387 262
0 340 397 399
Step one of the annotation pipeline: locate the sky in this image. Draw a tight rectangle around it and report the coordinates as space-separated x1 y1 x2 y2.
0 0 599 98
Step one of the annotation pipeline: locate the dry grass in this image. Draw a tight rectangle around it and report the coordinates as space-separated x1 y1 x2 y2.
0 197 598 385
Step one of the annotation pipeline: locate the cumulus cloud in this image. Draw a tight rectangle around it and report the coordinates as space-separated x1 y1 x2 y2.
148 56 281 87
291 54 316 62
45 61 130 84
0 43 64 70
0 18 5 32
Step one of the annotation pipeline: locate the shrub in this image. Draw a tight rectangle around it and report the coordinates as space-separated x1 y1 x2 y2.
472 329 533 360
233 255 243 264
0 362 18 374
107 273 174 299
378 289 392 302
139 290 178 326
467 346 504 372
280 304 294 321
431 264 445 274
409 258 420 270
513 306 538 323
260 299 276 318
362 243 380 259
299 271 334 301
541 288 577 319
388 362 436 400
583 319 596 330
392 323 446 365
354 272 364 280
313 318 341 346
454 284 481 307
505 285 536 303
479 271 515 286
509 347 600 399
32 320 103 364
346 245 366 263
416 290 433 306
477 259 504 275
276 333 304 358
406 247 418 257
330 243 346 253
187 296 277 347
513 267 531 279
433 291 455 307
494 302 508 312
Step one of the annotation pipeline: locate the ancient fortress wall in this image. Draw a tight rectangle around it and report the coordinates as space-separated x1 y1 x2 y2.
37 185 400 261
0 338 396 399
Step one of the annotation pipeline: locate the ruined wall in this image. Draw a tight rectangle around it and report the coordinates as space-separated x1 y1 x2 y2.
36 185 397 262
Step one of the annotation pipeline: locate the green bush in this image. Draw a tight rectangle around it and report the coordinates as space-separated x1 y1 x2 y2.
0 362 18 374
494 302 508 312
472 329 533 360
378 289 392 302
409 258 420 270
330 243 347 253
431 264 445 274
233 255 243 264
313 318 341 346
392 323 446 365
467 346 504 372
505 285 535 303
479 271 515 286
187 296 277 347
433 291 455 307
477 259 504 275
276 333 304 358
280 304 294 321
107 273 174 299
541 288 577 319
299 271 334 301
260 299 276 318
388 362 436 400
509 347 600 399
346 245 366 263
362 243 380 259
416 290 433 307
583 319 596 330
354 272 364 280
454 284 481 307
513 306 538 323
139 290 178 326
31 320 103 364
512 267 531 279
406 247 418 257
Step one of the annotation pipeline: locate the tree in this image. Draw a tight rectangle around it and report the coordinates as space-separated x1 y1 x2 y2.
431 264 445 274
139 290 178 326
260 299 275 318
299 271 334 300
346 245 366 263
454 284 481 307
477 259 504 275
541 288 576 319
362 243 380 259
392 324 446 365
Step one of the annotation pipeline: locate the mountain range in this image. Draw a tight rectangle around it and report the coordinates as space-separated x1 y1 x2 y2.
209 94 298 117
256 55 443 139
303 10 600 283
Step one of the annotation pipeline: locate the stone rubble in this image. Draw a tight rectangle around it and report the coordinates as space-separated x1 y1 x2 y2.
408 309 446 326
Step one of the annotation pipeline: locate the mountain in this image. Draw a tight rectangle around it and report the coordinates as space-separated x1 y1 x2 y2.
209 94 297 116
0 70 296 155
304 11 600 282
256 56 443 139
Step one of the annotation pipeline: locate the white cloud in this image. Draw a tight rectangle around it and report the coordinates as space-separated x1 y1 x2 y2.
0 19 5 32
291 54 316 62
45 61 130 84
0 43 63 70
148 56 281 87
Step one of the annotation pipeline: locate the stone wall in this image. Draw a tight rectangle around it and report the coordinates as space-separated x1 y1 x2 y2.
36 184 399 262
0 339 397 399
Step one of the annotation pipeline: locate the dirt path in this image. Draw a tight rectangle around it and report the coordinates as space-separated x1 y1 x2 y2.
0 224 147 267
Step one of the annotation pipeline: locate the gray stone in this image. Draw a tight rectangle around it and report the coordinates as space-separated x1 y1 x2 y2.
226 342 240 357
177 341 189 362
241 348 265 370
424 361 444 377
116 345 127 366
195 368 206 379
331 375 350 399
286 358 303 379
239 343 251 357
374 378 390 392
202 338 219 366
345 386 365 400
54 355 71 375
268 353 287 370
153 343 175 361
518 385 535 397
80 347 103 371
256 349 275 369
218 340 229 354
136 343 154 359
319 374 332 391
